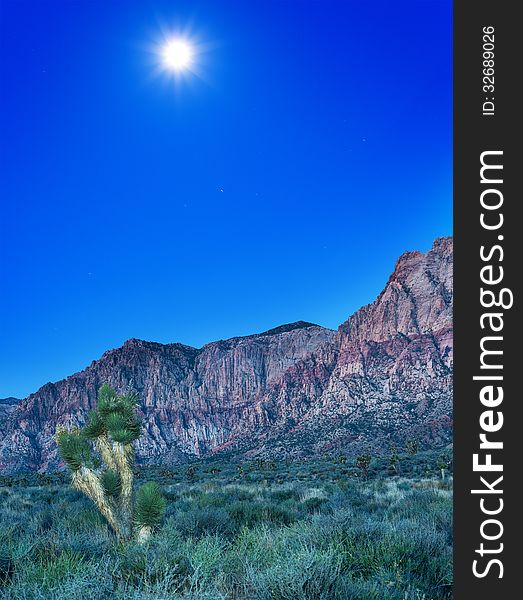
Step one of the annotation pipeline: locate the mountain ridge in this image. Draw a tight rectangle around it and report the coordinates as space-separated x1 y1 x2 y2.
0 237 453 474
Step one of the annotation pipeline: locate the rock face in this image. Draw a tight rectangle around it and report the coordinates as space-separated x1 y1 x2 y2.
0 398 20 422
0 238 453 473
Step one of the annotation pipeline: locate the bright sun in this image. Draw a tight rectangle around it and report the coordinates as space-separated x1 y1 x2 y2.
162 39 192 71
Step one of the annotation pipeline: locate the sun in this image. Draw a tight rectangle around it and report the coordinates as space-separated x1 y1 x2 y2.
149 29 204 82
162 39 192 71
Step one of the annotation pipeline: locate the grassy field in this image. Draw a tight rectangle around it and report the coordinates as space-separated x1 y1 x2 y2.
0 453 452 600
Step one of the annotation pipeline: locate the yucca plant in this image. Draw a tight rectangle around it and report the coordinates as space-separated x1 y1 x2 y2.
135 482 166 543
55 384 165 543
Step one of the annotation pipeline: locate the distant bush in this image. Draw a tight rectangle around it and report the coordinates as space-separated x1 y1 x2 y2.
172 507 234 538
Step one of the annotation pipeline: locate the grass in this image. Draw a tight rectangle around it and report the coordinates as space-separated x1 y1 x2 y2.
0 453 452 599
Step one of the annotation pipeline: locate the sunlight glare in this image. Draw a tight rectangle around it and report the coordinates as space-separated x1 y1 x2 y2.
162 39 192 71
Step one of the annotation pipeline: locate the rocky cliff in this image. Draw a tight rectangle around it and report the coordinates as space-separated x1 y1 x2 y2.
0 238 453 473
0 398 20 422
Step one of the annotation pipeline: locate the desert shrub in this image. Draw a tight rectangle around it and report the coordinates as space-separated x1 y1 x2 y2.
268 488 300 502
227 501 265 528
0 550 15 587
116 544 153 585
34 508 54 533
197 491 230 509
163 488 180 503
17 549 88 592
302 496 328 513
227 500 296 529
172 507 235 538
188 535 230 589
58 531 114 559
247 545 343 600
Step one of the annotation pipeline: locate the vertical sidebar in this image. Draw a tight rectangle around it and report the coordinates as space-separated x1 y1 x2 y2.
454 1 520 597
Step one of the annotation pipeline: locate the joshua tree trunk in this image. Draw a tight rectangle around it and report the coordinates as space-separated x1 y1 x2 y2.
95 435 119 471
136 525 152 544
113 442 134 538
72 467 126 541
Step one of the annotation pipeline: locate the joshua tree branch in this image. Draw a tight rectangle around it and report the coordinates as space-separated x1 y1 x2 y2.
72 467 125 540
95 435 119 472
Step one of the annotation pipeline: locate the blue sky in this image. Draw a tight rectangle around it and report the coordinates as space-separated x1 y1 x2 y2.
0 0 452 398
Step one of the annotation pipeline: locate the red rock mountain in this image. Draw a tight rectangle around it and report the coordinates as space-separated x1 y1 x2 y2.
0 238 453 473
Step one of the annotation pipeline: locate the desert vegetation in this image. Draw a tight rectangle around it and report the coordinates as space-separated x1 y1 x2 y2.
0 449 452 599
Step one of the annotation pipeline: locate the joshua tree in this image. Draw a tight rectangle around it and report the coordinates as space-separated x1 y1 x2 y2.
356 453 372 479
185 465 197 483
56 384 165 543
436 453 452 482
389 446 400 475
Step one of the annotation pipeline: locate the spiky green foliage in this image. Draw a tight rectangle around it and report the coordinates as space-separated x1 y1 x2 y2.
125 417 141 439
83 410 106 439
94 390 141 444
97 383 117 405
105 412 140 444
135 482 166 529
98 389 136 418
110 429 137 444
105 412 127 433
56 430 91 471
96 385 131 420
119 392 138 413
100 469 122 498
